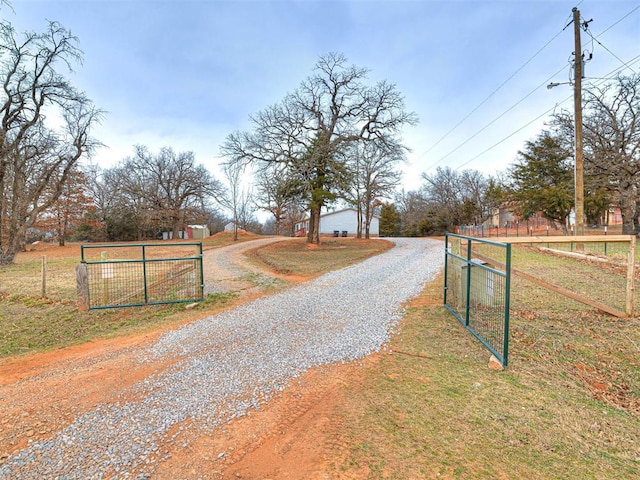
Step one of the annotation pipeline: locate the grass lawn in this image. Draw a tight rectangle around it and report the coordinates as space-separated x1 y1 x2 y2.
331 245 640 479
0 235 392 358
2 234 638 478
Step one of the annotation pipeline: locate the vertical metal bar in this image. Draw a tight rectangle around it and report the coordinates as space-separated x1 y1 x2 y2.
41 255 47 297
198 242 204 299
443 234 450 306
465 238 472 327
502 243 512 367
142 245 149 305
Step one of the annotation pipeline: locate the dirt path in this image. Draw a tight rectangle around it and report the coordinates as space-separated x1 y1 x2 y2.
0 238 364 478
202 236 291 296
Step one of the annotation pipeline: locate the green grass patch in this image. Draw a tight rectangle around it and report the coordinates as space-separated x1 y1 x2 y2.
0 292 237 357
332 266 640 479
0 236 391 358
249 238 394 276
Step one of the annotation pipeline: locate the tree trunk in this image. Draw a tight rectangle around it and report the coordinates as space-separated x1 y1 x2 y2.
306 205 321 244
0 251 16 266
356 203 363 239
619 185 638 235
364 201 371 239
0 225 22 266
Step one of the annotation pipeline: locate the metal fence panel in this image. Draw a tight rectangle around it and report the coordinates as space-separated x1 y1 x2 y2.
444 234 511 367
80 243 204 309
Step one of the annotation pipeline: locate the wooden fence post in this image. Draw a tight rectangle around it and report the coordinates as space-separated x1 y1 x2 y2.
41 255 47 297
626 235 636 318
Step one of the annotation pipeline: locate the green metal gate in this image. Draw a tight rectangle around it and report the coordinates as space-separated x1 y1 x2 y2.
444 233 512 367
79 243 204 309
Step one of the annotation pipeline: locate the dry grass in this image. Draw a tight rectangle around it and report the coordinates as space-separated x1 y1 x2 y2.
0 235 391 358
249 237 394 277
330 250 640 479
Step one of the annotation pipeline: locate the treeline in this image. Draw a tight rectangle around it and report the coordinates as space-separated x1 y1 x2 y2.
1 4 638 266
379 73 640 237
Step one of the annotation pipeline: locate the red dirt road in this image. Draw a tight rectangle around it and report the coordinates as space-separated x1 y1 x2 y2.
0 239 371 479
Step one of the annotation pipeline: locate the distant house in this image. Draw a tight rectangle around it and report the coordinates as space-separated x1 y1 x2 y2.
294 208 380 237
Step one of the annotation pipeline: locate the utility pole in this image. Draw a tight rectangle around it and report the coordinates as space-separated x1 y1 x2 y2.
573 6 585 237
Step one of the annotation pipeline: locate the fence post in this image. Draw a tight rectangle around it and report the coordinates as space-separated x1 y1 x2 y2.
464 238 472 327
198 242 204 296
503 243 512 367
76 263 90 311
41 255 47 297
142 245 149 304
626 235 636 317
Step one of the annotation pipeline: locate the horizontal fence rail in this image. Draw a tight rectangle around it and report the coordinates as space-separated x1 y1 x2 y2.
78 243 204 310
444 233 511 367
487 235 636 318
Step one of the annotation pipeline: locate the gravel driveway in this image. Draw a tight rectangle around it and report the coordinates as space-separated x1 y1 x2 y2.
201 236 288 295
0 238 443 479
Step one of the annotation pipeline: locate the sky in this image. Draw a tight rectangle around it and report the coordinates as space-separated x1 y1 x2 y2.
5 0 640 195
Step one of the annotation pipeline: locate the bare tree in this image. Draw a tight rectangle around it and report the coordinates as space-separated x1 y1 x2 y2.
421 167 491 232
252 164 304 236
583 74 640 234
99 146 224 240
220 159 254 240
551 74 640 234
0 20 103 264
395 189 433 236
345 141 404 238
34 168 95 246
221 53 417 244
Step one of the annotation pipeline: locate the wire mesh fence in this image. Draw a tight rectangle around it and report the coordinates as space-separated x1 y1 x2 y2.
472 235 636 318
459 223 629 239
79 243 204 309
445 234 511 367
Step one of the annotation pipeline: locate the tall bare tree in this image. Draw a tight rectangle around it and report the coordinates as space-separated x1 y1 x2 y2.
0 20 103 264
584 74 640 234
552 74 640 234
221 53 417 244
345 141 404 238
124 146 224 239
220 159 254 240
253 164 304 236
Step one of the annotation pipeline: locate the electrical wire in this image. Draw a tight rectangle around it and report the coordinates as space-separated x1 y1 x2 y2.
453 101 570 171
593 4 640 37
421 5 640 174
420 63 570 172
584 28 637 74
452 54 640 171
414 23 569 162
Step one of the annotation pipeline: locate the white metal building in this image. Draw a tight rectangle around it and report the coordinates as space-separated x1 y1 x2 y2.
294 208 380 237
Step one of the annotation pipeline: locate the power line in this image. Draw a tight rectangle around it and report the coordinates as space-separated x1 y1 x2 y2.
594 4 640 37
423 6 640 174
452 54 640 171
414 23 568 162
453 100 569 172
585 26 638 74
421 63 570 172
